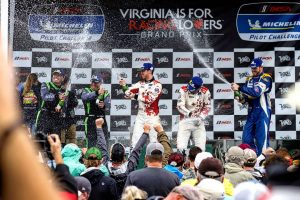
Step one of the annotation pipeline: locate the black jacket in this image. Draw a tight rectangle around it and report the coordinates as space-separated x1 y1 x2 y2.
81 168 118 200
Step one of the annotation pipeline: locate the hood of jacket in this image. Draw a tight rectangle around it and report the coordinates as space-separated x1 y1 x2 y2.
61 143 82 162
81 167 105 186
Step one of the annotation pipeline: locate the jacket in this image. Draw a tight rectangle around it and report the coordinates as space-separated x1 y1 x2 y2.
81 168 118 200
224 163 255 187
61 144 86 176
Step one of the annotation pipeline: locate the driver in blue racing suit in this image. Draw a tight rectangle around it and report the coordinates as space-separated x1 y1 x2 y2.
231 58 272 156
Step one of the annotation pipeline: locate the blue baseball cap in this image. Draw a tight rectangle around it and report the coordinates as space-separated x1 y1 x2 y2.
188 76 203 92
250 58 263 68
139 63 154 71
90 75 102 83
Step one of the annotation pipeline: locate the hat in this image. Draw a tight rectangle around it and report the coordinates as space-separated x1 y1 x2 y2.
226 146 245 165
139 62 154 71
90 75 102 83
172 185 203 200
233 182 269 200
250 58 263 68
111 143 125 162
188 76 203 92
146 142 164 156
194 152 213 169
74 176 91 194
52 69 64 76
197 178 225 200
168 152 185 167
244 149 257 165
84 147 102 160
198 157 224 178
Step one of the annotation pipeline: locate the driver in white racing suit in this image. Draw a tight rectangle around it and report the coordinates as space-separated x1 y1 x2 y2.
119 63 162 148
177 76 211 152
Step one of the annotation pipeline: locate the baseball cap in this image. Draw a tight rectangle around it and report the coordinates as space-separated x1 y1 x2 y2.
168 152 185 167
84 147 102 160
188 76 203 92
244 149 257 165
198 157 224 178
111 143 125 162
74 176 91 194
139 62 154 71
146 142 164 156
90 75 102 83
52 69 64 76
194 152 213 169
225 146 245 164
250 58 263 68
172 185 203 200
197 178 225 200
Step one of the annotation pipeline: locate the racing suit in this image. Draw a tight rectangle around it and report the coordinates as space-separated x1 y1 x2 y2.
82 87 110 148
177 86 211 151
122 77 162 148
239 72 272 156
36 82 64 136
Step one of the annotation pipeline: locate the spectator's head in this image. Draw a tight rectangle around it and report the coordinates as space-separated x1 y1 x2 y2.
23 73 39 94
197 157 224 182
110 143 126 163
197 178 225 200
90 75 102 90
52 69 64 86
276 148 292 165
243 149 257 168
121 186 148 200
250 58 264 77
290 149 300 166
264 147 276 156
238 143 251 150
61 143 82 160
165 185 203 200
238 143 256 154
188 146 202 162
225 146 245 166
233 182 270 200
168 152 185 170
145 142 164 166
84 147 102 168
194 152 213 170
139 63 154 80
188 76 203 94
74 176 91 200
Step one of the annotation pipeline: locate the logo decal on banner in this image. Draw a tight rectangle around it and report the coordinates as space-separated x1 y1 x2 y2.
237 2 300 42
28 4 105 43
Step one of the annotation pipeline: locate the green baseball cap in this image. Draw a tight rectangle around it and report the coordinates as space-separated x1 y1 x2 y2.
85 147 102 160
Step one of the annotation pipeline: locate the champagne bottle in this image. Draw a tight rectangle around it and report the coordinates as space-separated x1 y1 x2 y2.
234 91 244 101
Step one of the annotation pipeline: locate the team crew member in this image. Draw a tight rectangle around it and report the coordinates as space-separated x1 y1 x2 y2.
177 76 211 152
36 70 66 137
119 63 162 148
18 73 41 135
60 76 78 145
82 75 110 148
231 58 273 156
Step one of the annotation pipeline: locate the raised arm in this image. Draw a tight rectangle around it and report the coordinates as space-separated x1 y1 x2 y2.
126 124 149 173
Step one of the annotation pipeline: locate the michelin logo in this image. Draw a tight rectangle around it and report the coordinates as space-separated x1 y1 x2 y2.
28 4 105 43
237 3 300 42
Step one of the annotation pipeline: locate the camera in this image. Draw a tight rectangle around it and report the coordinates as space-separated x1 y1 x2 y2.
34 132 54 160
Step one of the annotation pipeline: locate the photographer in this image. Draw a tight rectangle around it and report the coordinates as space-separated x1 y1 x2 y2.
0 39 61 200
